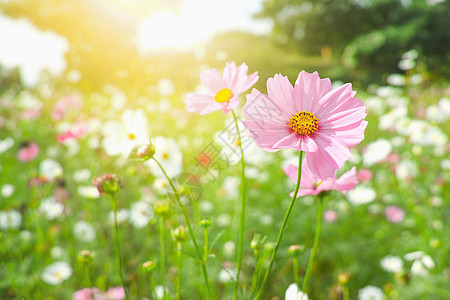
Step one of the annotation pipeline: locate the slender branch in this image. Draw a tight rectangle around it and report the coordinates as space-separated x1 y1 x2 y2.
301 194 324 292
254 151 304 299
152 158 210 299
231 109 248 300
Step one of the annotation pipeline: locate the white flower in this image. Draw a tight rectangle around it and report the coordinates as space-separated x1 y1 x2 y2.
402 49 419 60
78 186 100 199
411 260 428 276
146 136 182 178
41 261 72 285
157 78 175 96
153 178 169 195
387 74 405 86
129 201 153 229
409 74 422 85
347 186 376 205
441 159 450 170
398 59 416 70
1 184 14 197
222 176 239 200
39 197 64 220
426 105 446 123
223 241 235 257
364 97 385 115
199 201 214 213
0 210 22 230
218 268 237 283
404 251 425 261
154 285 165 299
285 283 309 300
396 160 418 181
404 251 435 276
380 255 403 273
378 107 407 130
50 246 66 259
0 137 14 154
358 285 384 300
438 97 450 117
39 159 63 180
363 139 392 166
102 109 149 157
108 209 130 225
73 220 96 242
73 169 91 183
217 214 231 227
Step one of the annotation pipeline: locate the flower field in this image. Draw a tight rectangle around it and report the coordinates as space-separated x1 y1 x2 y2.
0 1 449 300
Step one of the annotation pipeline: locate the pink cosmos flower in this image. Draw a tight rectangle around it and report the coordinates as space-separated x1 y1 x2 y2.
385 206 405 223
185 61 259 115
17 142 39 162
72 287 125 300
284 160 358 197
57 123 89 143
244 71 367 179
72 288 100 300
358 169 373 182
104 287 126 300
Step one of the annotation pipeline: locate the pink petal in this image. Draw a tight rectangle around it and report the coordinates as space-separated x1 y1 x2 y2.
200 69 226 93
334 167 358 191
267 74 297 115
242 71 259 92
185 92 222 115
293 71 332 113
243 89 291 124
305 148 339 180
314 83 354 118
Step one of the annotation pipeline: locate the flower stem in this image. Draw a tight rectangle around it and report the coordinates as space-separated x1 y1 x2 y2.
152 158 210 299
111 193 129 300
159 216 166 299
254 151 303 299
301 194 324 293
84 263 94 299
293 256 299 285
231 109 248 300
203 226 209 263
176 241 182 300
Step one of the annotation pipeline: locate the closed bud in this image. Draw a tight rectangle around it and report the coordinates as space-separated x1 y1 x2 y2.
338 271 351 285
136 143 156 161
143 260 157 273
250 233 267 250
199 219 212 228
153 200 170 217
288 244 304 257
92 174 123 195
77 250 93 264
171 225 187 242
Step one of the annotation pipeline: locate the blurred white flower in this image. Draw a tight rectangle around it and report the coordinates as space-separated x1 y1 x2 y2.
438 97 450 116
146 136 182 178
222 176 239 200
154 285 165 299
349 152 362 164
102 109 149 157
364 97 384 115
217 214 231 227
402 49 419 60
74 220 96 242
199 201 214 213
129 201 153 229
396 160 418 181
441 159 450 170
285 283 309 300
41 261 72 285
404 251 435 276
78 186 100 199
39 197 64 220
380 255 403 273
50 246 66 259
153 178 169 195
425 105 446 123
223 241 235 257
404 251 425 261
1 184 14 197
39 159 63 181
398 59 415 70
378 107 407 130
347 186 376 205
0 137 14 154
73 169 91 183
358 285 384 300
409 73 422 85
108 209 130 225
20 230 32 241
387 74 405 86
157 78 175 96
363 139 392 166
376 86 401 98
218 268 237 283
0 210 22 230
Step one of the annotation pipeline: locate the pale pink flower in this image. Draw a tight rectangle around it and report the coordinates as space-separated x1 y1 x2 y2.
244 71 367 179
284 160 358 197
323 210 338 223
385 206 405 223
17 142 39 162
105 287 126 299
57 123 89 143
52 95 83 121
72 287 125 300
358 169 373 182
72 288 100 300
185 61 258 115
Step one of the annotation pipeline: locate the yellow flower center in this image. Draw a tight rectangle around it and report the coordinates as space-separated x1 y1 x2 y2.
128 133 136 140
288 111 319 135
214 88 233 103
163 153 169 160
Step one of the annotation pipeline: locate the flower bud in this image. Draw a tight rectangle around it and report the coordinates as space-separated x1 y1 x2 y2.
264 242 275 252
338 271 351 285
153 200 170 217
171 225 187 242
288 244 304 257
136 143 156 161
199 219 212 228
77 250 93 264
142 260 157 273
92 174 123 195
250 233 267 250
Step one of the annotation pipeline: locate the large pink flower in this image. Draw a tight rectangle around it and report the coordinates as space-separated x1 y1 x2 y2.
185 61 259 115
243 71 367 179
284 160 358 197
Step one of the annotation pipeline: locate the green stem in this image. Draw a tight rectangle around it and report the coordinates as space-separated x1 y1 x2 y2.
204 227 209 263
84 263 94 299
293 257 299 286
159 216 166 299
254 151 303 299
301 194 324 293
111 193 129 300
152 158 210 299
231 109 248 300
343 286 350 300
250 250 260 296
176 242 182 300
149 274 157 300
